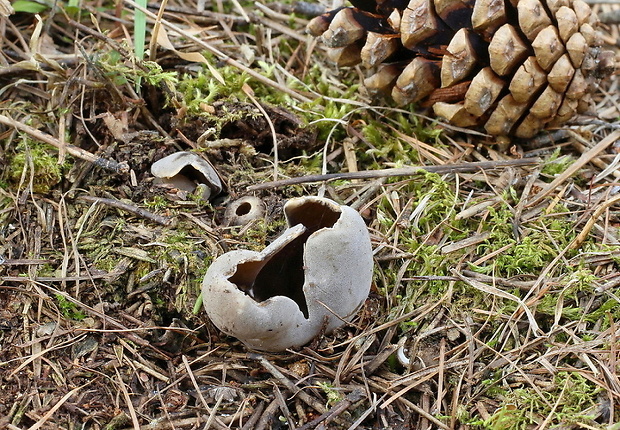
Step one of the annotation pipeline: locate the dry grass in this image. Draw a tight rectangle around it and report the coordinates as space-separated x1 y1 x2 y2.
1 1 620 429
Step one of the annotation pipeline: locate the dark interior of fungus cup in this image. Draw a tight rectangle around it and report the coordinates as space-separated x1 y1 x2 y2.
176 165 218 189
228 200 342 319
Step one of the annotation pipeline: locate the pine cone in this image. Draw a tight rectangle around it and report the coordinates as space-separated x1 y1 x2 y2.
307 0 616 138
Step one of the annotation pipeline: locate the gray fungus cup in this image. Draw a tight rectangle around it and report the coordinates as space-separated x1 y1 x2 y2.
202 196 373 352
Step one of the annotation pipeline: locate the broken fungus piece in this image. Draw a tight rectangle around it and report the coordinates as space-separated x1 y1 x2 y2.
151 151 222 200
224 196 266 226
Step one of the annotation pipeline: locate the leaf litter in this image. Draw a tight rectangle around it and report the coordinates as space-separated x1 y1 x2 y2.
0 1 620 429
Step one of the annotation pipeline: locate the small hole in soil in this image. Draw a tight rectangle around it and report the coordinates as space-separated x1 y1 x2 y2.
236 202 252 216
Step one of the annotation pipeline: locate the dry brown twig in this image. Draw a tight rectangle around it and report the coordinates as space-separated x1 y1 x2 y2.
247 158 539 191
526 129 620 207
77 195 174 226
0 114 129 174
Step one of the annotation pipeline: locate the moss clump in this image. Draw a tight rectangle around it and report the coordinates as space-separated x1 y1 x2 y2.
317 381 344 407
481 372 601 429
174 61 363 146
95 49 178 88
55 294 86 321
540 148 575 178
361 113 443 167
176 67 252 113
471 204 577 277
7 137 72 193
143 195 169 210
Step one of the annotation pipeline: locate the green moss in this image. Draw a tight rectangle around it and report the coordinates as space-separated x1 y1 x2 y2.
379 171 464 240
95 50 178 87
302 84 360 142
541 148 575 178
55 294 86 321
374 168 620 366
375 172 485 319
471 205 577 277
317 381 344 407
481 372 601 429
143 195 168 210
583 297 620 331
361 113 442 166
7 137 72 193
176 67 251 112
93 254 119 273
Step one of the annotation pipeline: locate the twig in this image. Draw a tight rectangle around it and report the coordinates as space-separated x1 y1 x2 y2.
296 390 365 430
77 195 173 226
181 356 229 430
255 399 281 430
569 193 620 250
526 130 620 207
248 353 328 415
0 259 50 265
273 385 296 428
1 274 109 282
254 1 325 20
115 367 141 430
361 341 402 377
26 383 89 430
371 375 450 430
459 270 555 291
240 401 265 430
0 114 129 174
436 338 446 416
145 3 248 23
247 158 539 191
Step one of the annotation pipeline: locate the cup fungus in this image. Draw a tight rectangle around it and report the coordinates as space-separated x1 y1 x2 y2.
202 196 373 351
151 151 222 200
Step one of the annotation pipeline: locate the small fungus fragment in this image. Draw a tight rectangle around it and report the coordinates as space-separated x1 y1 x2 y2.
151 151 222 200
224 196 266 226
